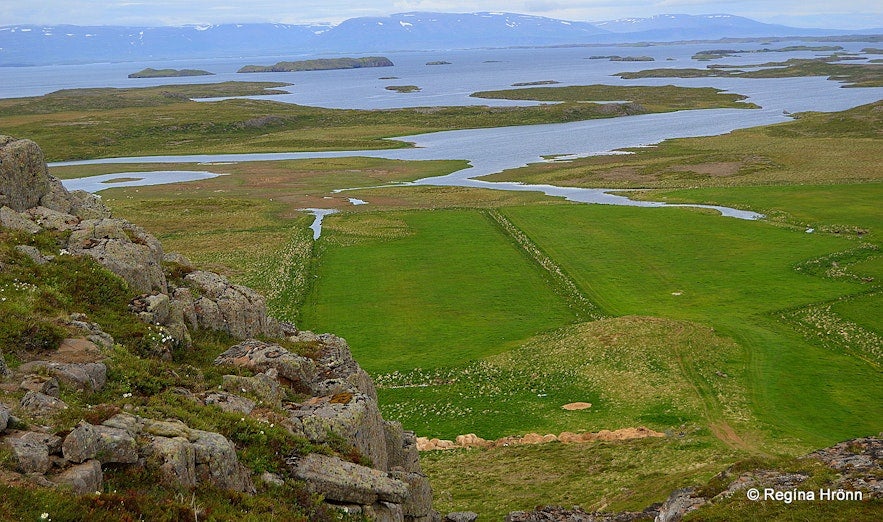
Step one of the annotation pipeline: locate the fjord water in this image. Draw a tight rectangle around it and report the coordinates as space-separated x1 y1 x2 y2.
37 43 883 218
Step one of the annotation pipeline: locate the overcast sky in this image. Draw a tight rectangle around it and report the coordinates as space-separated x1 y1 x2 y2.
3 1 882 29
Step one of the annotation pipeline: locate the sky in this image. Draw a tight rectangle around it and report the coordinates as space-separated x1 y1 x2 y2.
3 1 882 29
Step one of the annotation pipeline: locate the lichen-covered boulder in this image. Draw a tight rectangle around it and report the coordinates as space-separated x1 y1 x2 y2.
67 218 167 294
6 437 50 474
19 391 67 416
290 453 408 505
0 136 50 212
63 421 99 463
94 425 138 464
191 430 255 493
215 339 316 391
293 392 388 471
185 271 280 339
389 470 434 519
54 459 103 495
146 436 197 487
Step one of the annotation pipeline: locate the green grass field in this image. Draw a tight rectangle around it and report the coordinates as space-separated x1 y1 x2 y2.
31 88 882 520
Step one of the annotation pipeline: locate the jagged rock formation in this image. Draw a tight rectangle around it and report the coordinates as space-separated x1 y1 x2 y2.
217 334 439 521
0 136 439 520
0 135 281 348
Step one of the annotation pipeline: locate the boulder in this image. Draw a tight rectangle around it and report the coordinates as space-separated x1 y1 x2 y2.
94 425 138 464
130 293 171 326
0 404 9 432
290 453 408 505
5 435 51 474
185 271 280 339
19 375 60 397
67 218 167 294
655 488 706 522
0 136 50 212
191 430 255 493
146 436 197 487
68 190 111 220
14 245 48 264
385 421 420 473
204 392 256 415
365 501 404 522
389 470 434 518
26 206 79 231
215 339 316 391
54 459 103 495
63 421 99 463
65 315 115 350
0 206 41 234
446 513 479 522
0 350 11 379
294 392 388 470
19 391 67 415
221 373 285 407
18 361 106 392
39 177 74 214
311 333 377 400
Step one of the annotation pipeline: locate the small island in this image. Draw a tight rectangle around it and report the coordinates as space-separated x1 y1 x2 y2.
512 80 561 87
385 85 421 93
128 68 214 78
426 61 452 66
588 55 654 62
237 56 393 73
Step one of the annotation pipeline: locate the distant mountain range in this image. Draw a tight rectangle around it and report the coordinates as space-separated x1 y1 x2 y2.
1 12 880 66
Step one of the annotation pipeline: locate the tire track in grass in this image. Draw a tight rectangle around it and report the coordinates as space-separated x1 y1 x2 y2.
484 209 603 321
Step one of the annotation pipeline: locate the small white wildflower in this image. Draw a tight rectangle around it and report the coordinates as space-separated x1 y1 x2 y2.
240 417 245 422
40 514 50 521
260 430 264 435
269 423 274 428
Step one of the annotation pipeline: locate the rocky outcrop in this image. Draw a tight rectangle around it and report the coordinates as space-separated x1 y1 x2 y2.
0 136 50 212
215 331 439 521
0 135 282 345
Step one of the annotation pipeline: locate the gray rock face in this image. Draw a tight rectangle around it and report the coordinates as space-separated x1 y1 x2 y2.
19 391 67 415
5 436 51 474
191 430 255 493
204 392 256 415
291 453 409 505
0 136 50 212
147 436 197 487
19 375 60 397
94 425 138 464
385 422 421 473
390 471 434 518
215 339 316 391
446 513 479 522
63 421 100 463
0 206 41 234
655 488 706 522
99 413 253 492
221 373 286 407
68 218 167 294
26 205 80 231
309 332 377 401
294 392 388 471
185 271 280 339
54 459 103 495
40 176 73 214
18 361 107 392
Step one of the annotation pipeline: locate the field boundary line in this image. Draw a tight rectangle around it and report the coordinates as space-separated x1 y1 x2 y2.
484 209 603 321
